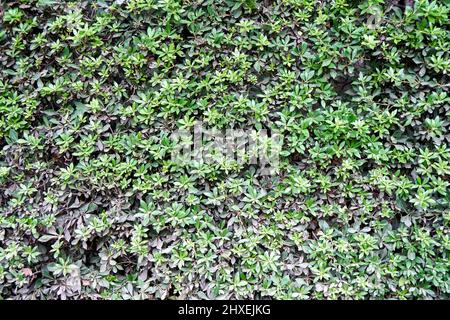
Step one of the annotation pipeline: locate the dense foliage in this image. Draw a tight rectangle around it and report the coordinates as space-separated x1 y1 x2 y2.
0 0 449 300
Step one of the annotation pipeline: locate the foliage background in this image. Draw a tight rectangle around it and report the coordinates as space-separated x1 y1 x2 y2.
0 0 449 299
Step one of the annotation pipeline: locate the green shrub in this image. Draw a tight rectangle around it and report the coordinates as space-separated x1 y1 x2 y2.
0 0 448 299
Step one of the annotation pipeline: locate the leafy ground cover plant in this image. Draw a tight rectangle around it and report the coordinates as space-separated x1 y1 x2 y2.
0 0 449 299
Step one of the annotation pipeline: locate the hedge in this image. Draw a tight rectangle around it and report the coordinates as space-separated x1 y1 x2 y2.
0 0 449 299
